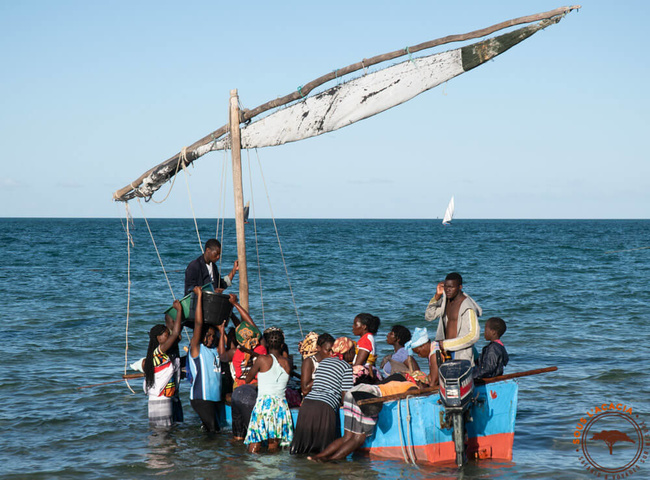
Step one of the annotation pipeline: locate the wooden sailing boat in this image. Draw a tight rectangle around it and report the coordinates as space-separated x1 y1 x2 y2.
442 196 455 226
113 6 577 465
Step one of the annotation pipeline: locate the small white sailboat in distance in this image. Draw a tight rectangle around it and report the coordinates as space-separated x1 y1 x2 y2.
442 196 455 225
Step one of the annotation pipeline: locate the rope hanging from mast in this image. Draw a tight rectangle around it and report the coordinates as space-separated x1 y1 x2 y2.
123 203 136 394
246 149 266 329
254 148 303 338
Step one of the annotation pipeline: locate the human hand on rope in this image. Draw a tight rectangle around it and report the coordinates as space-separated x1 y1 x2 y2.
193 286 202 296
229 260 239 280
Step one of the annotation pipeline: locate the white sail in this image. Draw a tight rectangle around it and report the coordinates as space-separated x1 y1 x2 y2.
442 196 454 225
112 11 577 202
213 51 463 150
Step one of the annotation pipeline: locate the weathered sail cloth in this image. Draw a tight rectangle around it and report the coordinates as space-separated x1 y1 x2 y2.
211 22 551 152
113 12 577 202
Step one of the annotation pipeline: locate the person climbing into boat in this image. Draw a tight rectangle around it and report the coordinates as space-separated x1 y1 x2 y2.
352 313 380 368
187 287 227 432
379 325 420 377
310 378 420 462
229 294 267 440
473 317 509 380
184 238 239 295
300 332 335 397
424 272 481 365
244 329 294 453
290 337 355 455
143 300 183 428
405 327 442 386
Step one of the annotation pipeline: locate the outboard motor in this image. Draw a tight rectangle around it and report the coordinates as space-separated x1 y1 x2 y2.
438 360 474 467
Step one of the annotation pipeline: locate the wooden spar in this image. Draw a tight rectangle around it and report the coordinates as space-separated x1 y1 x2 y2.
357 366 558 405
112 5 580 202
229 90 249 310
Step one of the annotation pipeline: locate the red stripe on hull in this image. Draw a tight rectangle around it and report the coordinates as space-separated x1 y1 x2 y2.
363 432 514 465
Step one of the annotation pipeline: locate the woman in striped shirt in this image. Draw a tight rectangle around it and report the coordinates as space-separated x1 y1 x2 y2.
290 337 355 455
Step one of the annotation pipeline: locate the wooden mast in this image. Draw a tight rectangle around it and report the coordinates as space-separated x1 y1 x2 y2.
229 89 249 310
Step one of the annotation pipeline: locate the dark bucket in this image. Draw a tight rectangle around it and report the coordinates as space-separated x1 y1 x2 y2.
202 291 233 327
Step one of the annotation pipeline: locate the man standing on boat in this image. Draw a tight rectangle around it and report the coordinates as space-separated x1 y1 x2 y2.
184 239 239 294
424 272 481 365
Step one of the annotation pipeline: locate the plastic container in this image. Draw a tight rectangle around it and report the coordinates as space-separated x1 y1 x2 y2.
164 283 214 321
202 291 233 327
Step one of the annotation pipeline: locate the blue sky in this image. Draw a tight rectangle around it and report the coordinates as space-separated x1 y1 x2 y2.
1 1 648 219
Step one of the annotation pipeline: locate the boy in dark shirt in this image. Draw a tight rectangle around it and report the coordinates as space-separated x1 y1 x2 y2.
473 317 509 379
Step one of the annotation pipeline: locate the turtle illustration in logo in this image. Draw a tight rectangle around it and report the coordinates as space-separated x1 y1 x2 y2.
591 430 636 455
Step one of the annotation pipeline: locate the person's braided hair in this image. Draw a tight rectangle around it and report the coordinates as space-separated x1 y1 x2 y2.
144 324 167 390
265 329 285 351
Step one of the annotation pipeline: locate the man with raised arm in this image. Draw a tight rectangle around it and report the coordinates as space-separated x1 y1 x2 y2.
184 238 239 294
424 272 482 365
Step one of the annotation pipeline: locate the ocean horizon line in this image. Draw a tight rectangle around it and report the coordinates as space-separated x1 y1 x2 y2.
0 216 648 221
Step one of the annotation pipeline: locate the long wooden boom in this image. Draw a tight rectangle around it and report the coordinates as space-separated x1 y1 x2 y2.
112 6 579 202
357 366 558 405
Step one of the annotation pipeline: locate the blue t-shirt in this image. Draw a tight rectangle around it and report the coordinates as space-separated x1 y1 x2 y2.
188 344 222 402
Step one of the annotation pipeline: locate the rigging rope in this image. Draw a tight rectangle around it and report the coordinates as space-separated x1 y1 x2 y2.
246 149 266 328
405 396 419 466
218 149 228 275
137 198 176 300
215 149 228 241
254 148 303 337
123 204 136 394
179 147 203 253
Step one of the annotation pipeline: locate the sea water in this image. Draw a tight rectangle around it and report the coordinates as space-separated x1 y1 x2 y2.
1 218 649 480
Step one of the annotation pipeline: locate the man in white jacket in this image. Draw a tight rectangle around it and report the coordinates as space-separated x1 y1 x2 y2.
424 272 482 365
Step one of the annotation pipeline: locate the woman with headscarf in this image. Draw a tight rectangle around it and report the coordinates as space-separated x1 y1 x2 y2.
290 337 355 455
143 300 183 428
229 295 267 440
299 332 334 397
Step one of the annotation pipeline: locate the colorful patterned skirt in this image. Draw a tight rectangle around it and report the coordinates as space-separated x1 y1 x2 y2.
244 394 294 446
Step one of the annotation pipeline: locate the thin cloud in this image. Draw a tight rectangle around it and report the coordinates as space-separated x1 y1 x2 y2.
56 180 83 189
0 178 23 189
347 178 394 185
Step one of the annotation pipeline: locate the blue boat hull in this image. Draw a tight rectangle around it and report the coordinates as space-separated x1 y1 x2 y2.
223 379 517 465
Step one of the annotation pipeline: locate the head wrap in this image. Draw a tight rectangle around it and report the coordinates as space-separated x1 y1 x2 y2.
404 327 430 355
332 337 355 359
352 365 370 382
235 321 261 350
404 370 429 384
298 332 319 359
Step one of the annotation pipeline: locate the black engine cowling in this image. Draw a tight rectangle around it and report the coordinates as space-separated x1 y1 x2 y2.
438 359 474 410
